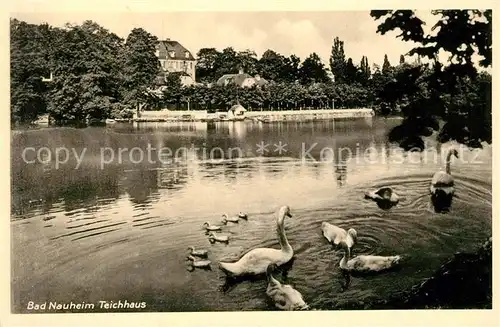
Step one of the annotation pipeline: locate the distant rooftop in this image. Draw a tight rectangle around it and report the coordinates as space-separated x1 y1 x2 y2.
216 70 268 87
157 39 196 61
217 73 253 86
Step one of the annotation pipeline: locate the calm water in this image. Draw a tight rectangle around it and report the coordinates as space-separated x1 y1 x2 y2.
11 118 492 312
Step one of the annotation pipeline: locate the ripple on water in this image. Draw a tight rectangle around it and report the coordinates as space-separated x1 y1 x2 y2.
66 219 110 229
50 221 127 241
10 127 492 311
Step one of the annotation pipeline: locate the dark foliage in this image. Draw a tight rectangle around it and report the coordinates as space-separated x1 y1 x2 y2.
379 237 492 309
371 10 492 150
11 12 492 151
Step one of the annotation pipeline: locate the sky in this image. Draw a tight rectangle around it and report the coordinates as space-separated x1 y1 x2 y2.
11 11 438 68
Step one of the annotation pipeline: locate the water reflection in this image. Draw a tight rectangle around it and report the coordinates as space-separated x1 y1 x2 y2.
10 118 492 312
129 121 208 136
123 169 159 205
11 165 122 219
430 190 455 213
335 163 347 187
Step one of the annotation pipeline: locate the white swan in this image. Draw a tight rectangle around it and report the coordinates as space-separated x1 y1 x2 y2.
202 221 222 231
218 205 293 276
238 212 248 219
187 246 208 258
430 148 458 211
266 264 308 311
221 214 240 224
339 241 401 273
321 222 357 249
208 232 229 243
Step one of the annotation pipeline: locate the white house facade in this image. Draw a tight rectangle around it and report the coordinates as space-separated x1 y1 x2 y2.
156 39 197 86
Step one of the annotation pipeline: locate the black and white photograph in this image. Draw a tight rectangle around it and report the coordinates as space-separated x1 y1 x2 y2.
5 2 496 325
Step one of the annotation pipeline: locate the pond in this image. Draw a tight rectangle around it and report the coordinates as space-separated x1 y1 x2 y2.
10 118 492 312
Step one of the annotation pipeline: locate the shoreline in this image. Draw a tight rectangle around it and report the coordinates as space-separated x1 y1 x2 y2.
13 115 404 131
26 109 388 127
128 108 376 124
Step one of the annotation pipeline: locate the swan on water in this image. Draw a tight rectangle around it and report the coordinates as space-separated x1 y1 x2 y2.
186 255 212 271
218 205 294 277
238 212 248 219
430 148 459 212
364 187 400 209
202 222 222 231
321 222 357 249
187 246 208 258
338 241 401 273
208 232 229 243
221 214 240 224
266 264 309 311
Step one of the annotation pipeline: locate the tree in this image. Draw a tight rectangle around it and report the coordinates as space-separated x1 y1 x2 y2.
282 55 301 83
299 53 329 85
47 21 124 123
195 48 220 83
343 58 358 84
237 49 258 75
329 37 346 83
119 28 159 112
357 56 371 85
257 50 302 83
217 47 240 76
382 54 392 75
10 19 53 124
162 73 183 108
371 10 492 149
258 49 285 82
372 10 491 68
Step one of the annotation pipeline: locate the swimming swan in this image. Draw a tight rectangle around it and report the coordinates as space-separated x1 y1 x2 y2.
339 241 401 273
188 246 208 258
266 264 309 311
202 222 222 231
238 212 248 219
221 214 240 224
208 232 229 243
321 222 357 249
430 148 459 212
364 187 400 209
218 205 293 276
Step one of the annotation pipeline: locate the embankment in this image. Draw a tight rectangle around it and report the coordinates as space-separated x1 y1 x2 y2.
131 108 374 123
246 108 374 121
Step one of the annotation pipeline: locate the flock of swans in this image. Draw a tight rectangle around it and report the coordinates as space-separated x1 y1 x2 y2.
186 148 460 310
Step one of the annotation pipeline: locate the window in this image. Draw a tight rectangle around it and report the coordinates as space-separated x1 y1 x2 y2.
185 51 190 58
